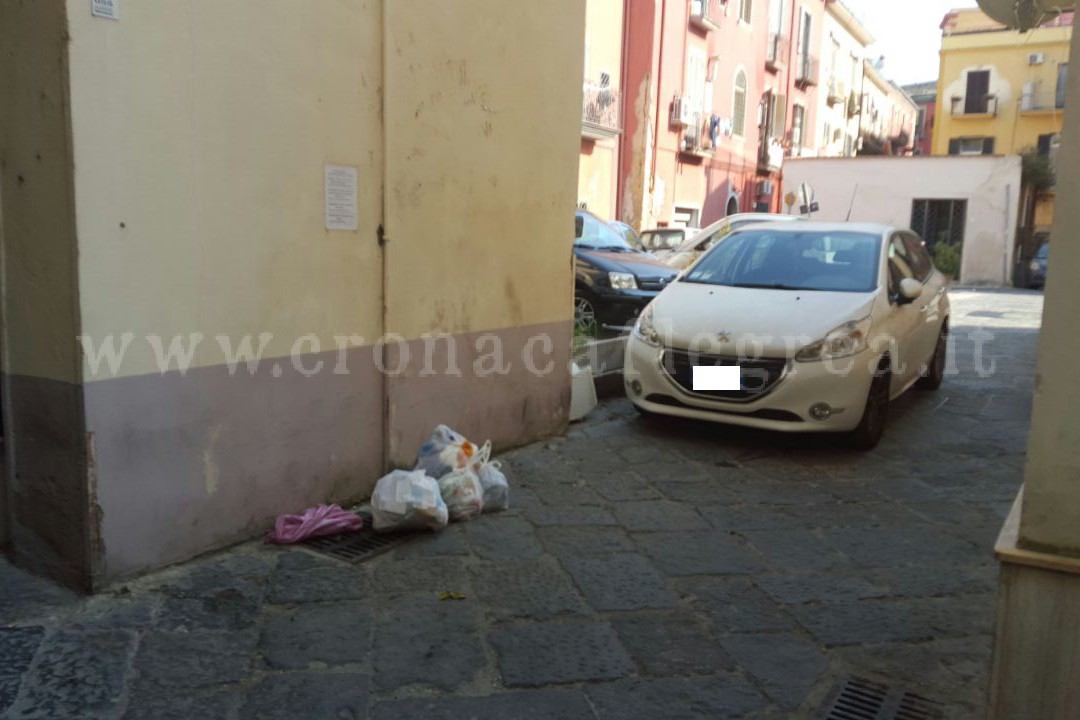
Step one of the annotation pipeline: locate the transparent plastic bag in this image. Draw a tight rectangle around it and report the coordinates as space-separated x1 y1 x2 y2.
437 468 485 522
478 460 509 513
371 469 449 532
415 425 486 479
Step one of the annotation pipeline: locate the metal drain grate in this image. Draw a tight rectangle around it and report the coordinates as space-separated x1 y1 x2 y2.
820 677 944 720
302 511 412 563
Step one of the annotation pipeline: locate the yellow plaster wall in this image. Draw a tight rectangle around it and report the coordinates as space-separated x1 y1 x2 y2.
66 0 385 381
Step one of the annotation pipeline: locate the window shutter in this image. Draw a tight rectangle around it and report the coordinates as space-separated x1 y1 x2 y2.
982 137 995 155
948 138 960 155
1038 133 1052 156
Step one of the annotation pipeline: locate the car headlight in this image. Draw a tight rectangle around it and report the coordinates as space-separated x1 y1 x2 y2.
608 272 638 290
795 316 872 362
633 304 662 347
1029 260 1041 273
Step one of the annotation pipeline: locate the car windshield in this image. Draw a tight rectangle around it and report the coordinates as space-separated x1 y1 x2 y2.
1036 244 1050 259
683 229 881 293
575 213 635 252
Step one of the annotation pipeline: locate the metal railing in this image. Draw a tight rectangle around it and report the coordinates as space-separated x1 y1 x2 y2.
950 94 998 116
582 83 622 139
826 77 847 105
689 0 721 30
766 33 787 69
1020 91 1066 112
795 54 819 86
680 112 714 155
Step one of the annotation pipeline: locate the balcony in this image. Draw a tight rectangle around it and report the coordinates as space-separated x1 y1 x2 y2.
1020 91 1066 114
826 77 847 106
765 34 787 72
950 94 998 118
582 83 622 140
758 136 785 172
689 0 720 32
794 54 819 89
679 112 715 158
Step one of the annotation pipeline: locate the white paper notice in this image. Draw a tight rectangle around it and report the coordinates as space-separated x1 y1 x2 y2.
91 0 119 20
325 165 359 231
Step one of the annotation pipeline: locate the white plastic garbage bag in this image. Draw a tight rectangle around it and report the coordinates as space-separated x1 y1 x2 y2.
437 468 485 522
478 460 509 513
415 425 488 479
371 469 449 532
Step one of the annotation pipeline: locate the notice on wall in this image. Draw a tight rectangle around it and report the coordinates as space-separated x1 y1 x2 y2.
325 165 359 231
91 0 119 20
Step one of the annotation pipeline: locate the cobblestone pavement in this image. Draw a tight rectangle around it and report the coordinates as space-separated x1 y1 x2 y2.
0 290 1042 719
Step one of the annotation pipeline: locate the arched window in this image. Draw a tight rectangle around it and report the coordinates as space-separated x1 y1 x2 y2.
732 70 748 137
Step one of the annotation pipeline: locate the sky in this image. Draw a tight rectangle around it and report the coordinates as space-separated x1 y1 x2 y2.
842 0 980 86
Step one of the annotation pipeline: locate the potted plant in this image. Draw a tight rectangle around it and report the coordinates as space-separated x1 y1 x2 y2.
932 242 962 283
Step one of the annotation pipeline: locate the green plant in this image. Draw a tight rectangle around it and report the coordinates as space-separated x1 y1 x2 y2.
932 242 963 278
1020 146 1056 194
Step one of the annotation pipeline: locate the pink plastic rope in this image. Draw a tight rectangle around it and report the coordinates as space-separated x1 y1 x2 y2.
266 504 364 545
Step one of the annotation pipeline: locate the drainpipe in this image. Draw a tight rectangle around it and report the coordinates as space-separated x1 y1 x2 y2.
616 0 632 222
650 0 668 226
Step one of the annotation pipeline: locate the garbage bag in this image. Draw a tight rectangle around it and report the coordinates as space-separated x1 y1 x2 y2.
415 425 484 479
478 460 509 513
266 504 364 544
371 469 449 532
437 468 485 522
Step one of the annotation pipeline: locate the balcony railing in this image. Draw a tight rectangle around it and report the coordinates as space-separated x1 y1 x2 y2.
795 54 819 88
758 136 785 172
1020 91 1066 113
766 33 787 71
689 0 720 32
679 112 715 157
582 83 622 140
950 94 998 117
826 77 847 106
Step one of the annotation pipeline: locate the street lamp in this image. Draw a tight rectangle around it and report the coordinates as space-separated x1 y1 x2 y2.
974 0 1075 31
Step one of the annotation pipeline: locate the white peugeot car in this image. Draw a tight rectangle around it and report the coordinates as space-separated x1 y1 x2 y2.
624 223 950 449
660 213 801 270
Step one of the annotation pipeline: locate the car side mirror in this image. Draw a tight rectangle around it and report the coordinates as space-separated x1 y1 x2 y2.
898 277 923 304
575 216 584 239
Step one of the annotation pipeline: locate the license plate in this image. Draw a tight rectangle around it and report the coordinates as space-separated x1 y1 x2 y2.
692 365 741 391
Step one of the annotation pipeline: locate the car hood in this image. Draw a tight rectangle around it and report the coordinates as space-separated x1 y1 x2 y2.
577 249 679 278
650 281 878 356
662 251 698 271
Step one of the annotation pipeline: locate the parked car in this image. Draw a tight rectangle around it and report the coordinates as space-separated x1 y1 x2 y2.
639 228 689 254
624 222 950 449
575 210 679 333
662 213 800 270
1028 243 1049 289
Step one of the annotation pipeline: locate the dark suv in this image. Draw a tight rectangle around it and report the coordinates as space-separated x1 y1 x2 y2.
574 210 679 332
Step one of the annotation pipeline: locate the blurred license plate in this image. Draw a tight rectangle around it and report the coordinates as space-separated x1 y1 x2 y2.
693 366 740 391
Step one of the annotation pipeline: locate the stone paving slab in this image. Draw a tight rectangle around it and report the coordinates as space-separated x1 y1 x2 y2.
0 291 1041 718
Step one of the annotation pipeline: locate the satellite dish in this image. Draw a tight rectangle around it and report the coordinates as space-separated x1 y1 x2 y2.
974 0 1074 31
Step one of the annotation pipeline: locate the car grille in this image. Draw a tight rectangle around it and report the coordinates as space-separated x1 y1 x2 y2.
638 276 674 291
661 349 788 402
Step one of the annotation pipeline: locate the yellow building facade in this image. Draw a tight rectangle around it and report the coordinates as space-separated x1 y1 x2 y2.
933 9 1071 234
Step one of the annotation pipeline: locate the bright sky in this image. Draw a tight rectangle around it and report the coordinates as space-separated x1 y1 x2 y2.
842 0 980 86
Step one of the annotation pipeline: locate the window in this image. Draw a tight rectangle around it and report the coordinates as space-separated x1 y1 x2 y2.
768 0 783 35
948 137 994 156
844 134 854 157
1057 63 1069 108
739 0 753 24
915 108 927 139
964 70 991 114
910 199 967 251
686 48 708 116
732 70 748 136
791 104 805 149
901 233 934 282
823 121 832 148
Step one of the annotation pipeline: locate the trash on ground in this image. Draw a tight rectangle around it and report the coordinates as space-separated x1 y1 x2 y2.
371 469 449 532
266 504 364 545
478 460 510 512
415 424 489 478
438 591 467 601
437 468 485 521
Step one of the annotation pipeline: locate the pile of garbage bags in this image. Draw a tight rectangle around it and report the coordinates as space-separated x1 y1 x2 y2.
371 424 509 533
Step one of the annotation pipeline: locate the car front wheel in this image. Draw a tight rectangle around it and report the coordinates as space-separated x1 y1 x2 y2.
917 323 948 391
847 363 890 451
574 293 599 336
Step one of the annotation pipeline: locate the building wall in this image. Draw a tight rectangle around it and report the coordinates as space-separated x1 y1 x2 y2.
578 0 625 220
783 0 826 160
913 97 936 156
860 63 918 154
783 156 1022 286
816 5 871 158
1 0 583 586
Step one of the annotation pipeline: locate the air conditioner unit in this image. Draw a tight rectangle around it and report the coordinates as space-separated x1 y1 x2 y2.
1029 52 1046 65
757 179 775 196
670 96 688 126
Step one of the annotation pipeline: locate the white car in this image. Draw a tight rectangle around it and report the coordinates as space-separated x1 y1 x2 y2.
624 222 950 449
661 213 801 270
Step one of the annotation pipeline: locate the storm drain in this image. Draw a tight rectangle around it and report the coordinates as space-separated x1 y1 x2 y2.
302 511 412 563
820 677 944 720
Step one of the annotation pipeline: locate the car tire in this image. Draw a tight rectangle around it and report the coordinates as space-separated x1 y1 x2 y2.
574 292 599 336
917 323 948 391
846 361 890 451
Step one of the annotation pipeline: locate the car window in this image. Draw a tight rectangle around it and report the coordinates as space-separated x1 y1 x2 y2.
1036 244 1050 259
696 222 733 252
888 236 917 297
575 213 634 251
642 231 683 251
901 233 933 282
683 230 881 293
